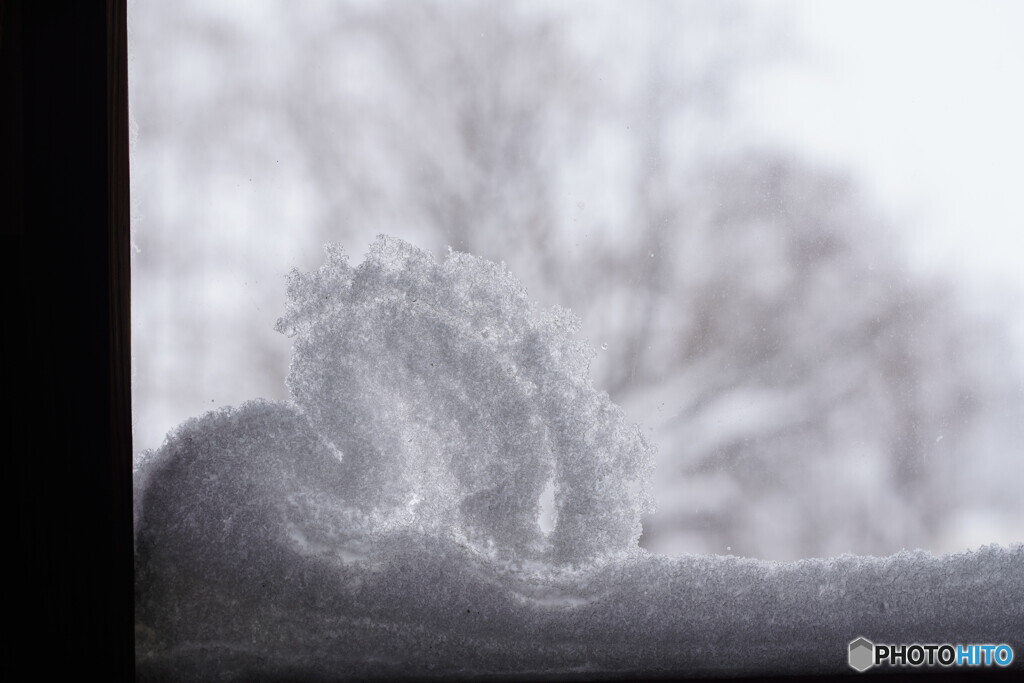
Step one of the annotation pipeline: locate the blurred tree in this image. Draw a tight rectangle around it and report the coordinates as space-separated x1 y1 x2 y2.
620 154 998 558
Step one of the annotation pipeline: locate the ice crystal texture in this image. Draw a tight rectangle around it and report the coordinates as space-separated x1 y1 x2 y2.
135 237 1022 681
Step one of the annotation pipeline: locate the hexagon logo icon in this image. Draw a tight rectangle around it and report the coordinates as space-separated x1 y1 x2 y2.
849 637 874 672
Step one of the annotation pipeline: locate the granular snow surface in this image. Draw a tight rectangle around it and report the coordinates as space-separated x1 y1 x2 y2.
134 237 1023 680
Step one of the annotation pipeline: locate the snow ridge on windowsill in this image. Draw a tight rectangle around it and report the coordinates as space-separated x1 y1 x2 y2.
134 238 1023 680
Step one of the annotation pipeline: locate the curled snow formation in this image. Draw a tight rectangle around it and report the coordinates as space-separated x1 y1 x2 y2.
134 237 1023 681
275 236 654 563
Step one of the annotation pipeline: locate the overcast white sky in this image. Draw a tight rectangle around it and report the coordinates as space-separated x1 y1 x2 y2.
741 0 1024 345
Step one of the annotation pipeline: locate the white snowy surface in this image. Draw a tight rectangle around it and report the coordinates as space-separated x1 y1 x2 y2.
134 238 1023 680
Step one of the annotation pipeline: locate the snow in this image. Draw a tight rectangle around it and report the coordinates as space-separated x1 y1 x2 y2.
134 237 1023 680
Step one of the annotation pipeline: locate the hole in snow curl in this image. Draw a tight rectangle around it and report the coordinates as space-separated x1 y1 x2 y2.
538 478 557 536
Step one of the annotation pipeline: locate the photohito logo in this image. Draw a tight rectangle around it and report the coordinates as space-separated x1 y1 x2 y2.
848 637 1014 672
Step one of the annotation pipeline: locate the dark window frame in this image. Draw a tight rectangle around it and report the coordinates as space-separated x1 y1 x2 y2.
1 1 133 678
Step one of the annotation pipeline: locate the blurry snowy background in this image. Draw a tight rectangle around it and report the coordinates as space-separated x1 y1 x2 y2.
129 0 1024 561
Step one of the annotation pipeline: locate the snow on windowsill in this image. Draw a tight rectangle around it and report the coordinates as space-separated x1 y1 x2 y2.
134 237 1023 680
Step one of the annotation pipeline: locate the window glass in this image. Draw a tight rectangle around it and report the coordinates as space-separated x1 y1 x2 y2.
130 0 1024 562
